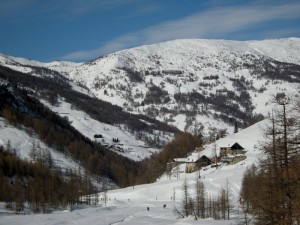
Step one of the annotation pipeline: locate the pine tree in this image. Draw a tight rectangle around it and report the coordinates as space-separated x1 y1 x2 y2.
234 121 238 133
44 149 53 169
29 140 38 161
102 183 108 206
6 140 12 154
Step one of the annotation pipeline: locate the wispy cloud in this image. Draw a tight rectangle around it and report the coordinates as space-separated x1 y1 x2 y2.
0 0 37 17
0 0 142 21
41 0 142 20
61 1 300 61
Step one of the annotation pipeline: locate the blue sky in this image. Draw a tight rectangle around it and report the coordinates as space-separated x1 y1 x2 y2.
0 0 300 62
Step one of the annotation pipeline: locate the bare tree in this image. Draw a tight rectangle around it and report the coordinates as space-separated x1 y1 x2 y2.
102 183 108 206
195 178 206 218
182 179 190 217
225 179 232 220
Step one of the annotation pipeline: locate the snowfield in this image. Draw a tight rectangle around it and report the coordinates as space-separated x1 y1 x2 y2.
0 119 268 225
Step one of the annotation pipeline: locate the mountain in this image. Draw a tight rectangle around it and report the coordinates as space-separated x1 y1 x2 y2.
0 64 182 193
0 64 178 159
1 38 300 139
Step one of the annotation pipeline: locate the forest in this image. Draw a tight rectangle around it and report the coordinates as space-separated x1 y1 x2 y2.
240 95 300 225
0 145 94 213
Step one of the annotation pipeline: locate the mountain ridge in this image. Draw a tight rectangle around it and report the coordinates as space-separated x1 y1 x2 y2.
1 38 300 137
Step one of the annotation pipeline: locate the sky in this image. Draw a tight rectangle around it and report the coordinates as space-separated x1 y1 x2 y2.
0 0 300 62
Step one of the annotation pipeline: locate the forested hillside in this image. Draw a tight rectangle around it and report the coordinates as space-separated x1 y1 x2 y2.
0 66 202 213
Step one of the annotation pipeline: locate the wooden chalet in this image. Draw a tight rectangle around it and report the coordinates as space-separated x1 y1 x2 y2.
219 142 246 165
220 142 245 156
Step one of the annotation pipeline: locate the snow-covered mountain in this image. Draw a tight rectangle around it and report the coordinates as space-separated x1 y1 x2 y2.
1 38 300 137
0 37 300 166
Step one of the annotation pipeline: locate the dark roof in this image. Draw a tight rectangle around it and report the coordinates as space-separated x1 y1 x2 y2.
231 142 244 150
196 155 211 163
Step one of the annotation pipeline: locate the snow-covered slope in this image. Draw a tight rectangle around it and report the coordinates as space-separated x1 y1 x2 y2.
0 52 80 73
41 98 162 161
0 117 81 172
0 119 267 225
248 37 300 65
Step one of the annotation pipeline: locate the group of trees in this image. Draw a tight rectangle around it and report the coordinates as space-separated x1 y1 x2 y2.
28 141 53 168
173 89 257 129
240 95 300 225
144 84 170 105
261 60 300 83
0 145 94 213
179 179 231 221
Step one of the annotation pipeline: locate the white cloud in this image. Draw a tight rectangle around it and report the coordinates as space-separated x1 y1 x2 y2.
61 2 300 61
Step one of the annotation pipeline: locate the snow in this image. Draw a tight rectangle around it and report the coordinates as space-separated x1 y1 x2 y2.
0 118 268 225
248 37 300 65
69 82 95 98
0 202 236 225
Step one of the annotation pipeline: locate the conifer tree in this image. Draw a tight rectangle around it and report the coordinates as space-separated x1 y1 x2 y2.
29 140 38 161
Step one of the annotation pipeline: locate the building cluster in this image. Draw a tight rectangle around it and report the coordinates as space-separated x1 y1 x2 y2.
167 142 246 174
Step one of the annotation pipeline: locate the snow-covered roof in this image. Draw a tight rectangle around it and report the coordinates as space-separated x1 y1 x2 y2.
220 142 244 149
173 158 187 162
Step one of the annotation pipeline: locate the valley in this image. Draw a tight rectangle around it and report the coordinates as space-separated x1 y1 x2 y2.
1 37 300 224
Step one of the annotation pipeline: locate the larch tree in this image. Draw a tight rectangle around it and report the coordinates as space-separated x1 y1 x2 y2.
182 179 190 217
195 178 206 218
240 95 300 225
